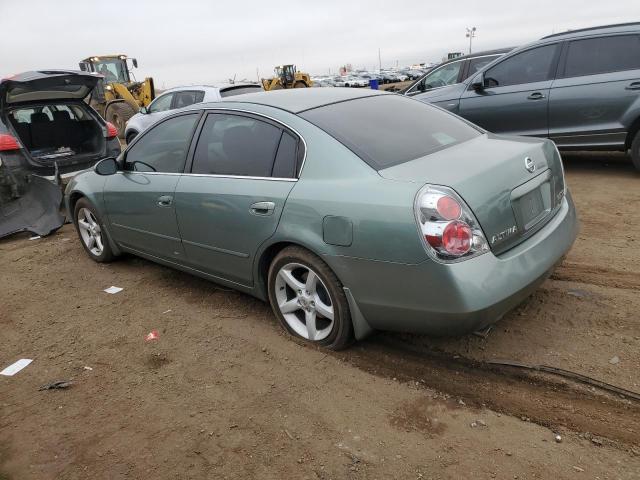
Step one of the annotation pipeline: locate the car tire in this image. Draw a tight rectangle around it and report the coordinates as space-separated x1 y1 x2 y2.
631 130 640 172
268 246 353 350
106 102 136 139
126 131 138 145
73 198 115 263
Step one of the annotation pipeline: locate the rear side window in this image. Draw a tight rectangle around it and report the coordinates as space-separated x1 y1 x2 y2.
272 131 298 178
173 90 204 109
563 35 640 78
300 95 481 170
126 113 199 173
191 113 283 177
484 44 558 87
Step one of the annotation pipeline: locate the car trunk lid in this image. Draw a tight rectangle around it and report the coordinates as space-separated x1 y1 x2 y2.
379 133 566 255
0 70 100 107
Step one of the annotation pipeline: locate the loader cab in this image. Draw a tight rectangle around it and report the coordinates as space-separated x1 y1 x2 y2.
79 56 134 85
275 65 296 86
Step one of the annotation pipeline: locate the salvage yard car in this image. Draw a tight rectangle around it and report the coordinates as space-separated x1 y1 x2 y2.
65 89 578 350
413 22 640 171
124 83 263 144
0 70 121 238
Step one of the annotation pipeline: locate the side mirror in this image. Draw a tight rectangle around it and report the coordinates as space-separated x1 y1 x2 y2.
471 73 485 91
78 62 89 72
132 58 138 68
139 106 148 115
95 157 118 176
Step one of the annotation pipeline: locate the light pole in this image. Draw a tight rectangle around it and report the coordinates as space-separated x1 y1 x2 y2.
466 27 476 54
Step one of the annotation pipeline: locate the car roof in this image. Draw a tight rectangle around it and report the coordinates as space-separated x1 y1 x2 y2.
541 22 640 41
204 88 388 114
437 47 515 66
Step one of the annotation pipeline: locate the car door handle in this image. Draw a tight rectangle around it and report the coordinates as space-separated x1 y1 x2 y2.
250 201 275 216
527 92 546 100
626 82 640 90
157 195 173 207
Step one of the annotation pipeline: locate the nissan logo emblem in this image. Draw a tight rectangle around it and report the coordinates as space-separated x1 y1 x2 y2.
525 157 536 173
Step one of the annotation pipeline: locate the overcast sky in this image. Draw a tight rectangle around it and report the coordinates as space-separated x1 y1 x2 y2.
1 0 638 87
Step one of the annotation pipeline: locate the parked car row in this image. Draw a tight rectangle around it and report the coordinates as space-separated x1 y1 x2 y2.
312 68 425 88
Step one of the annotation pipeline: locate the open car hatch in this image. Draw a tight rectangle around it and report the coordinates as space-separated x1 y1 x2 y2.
0 70 101 106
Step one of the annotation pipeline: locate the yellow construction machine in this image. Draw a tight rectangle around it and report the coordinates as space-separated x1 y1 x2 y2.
79 55 155 138
261 65 312 91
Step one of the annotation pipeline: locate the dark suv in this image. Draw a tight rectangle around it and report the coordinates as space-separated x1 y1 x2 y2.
404 48 513 96
413 23 640 171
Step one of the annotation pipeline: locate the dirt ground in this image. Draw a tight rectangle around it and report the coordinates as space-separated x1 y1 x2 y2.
1 153 639 479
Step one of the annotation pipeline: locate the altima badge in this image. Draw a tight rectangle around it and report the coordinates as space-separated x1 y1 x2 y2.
525 157 536 173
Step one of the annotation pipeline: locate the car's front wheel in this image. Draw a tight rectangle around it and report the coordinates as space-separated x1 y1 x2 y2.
73 198 115 263
268 246 353 350
631 130 640 172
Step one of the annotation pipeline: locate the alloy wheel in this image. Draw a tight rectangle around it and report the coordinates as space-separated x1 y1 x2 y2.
77 207 104 256
274 262 335 341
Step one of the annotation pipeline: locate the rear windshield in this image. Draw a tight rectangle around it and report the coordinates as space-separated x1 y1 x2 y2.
300 95 481 169
220 86 263 98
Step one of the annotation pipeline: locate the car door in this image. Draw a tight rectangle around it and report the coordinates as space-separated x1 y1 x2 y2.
104 112 200 261
459 44 560 137
140 92 174 131
174 111 301 287
549 34 640 148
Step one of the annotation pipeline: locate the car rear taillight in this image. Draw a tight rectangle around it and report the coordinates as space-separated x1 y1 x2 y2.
414 184 489 262
0 134 20 151
106 122 118 139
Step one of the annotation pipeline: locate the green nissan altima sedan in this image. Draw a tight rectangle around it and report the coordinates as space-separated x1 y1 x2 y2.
65 88 578 350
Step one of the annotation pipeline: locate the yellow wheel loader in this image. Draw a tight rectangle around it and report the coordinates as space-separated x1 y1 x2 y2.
79 55 155 139
261 65 313 91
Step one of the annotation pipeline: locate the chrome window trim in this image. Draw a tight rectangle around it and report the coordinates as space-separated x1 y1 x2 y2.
121 107 308 182
116 171 297 182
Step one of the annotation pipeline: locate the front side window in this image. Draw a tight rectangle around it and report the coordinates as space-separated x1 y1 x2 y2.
484 44 558 87
564 35 640 78
191 113 287 177
301 95 481 170
125 114 198 173
468 55 500 76
148 93 174 113
421 61 463 89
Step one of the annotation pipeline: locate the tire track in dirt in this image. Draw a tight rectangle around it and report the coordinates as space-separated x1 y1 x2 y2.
551 262 640 291
337 337 640 449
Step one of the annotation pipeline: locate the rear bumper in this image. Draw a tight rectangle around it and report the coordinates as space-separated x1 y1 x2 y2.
327 191 579 336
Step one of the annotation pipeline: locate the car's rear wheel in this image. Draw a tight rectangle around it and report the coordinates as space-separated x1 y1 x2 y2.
631 130 640 172
106 102 136 139
74 198 115 263
268 246 353 350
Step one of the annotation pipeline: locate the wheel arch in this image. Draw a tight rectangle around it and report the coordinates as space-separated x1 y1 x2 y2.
253 239 375 340
67 190 122 256
625 115 640 150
